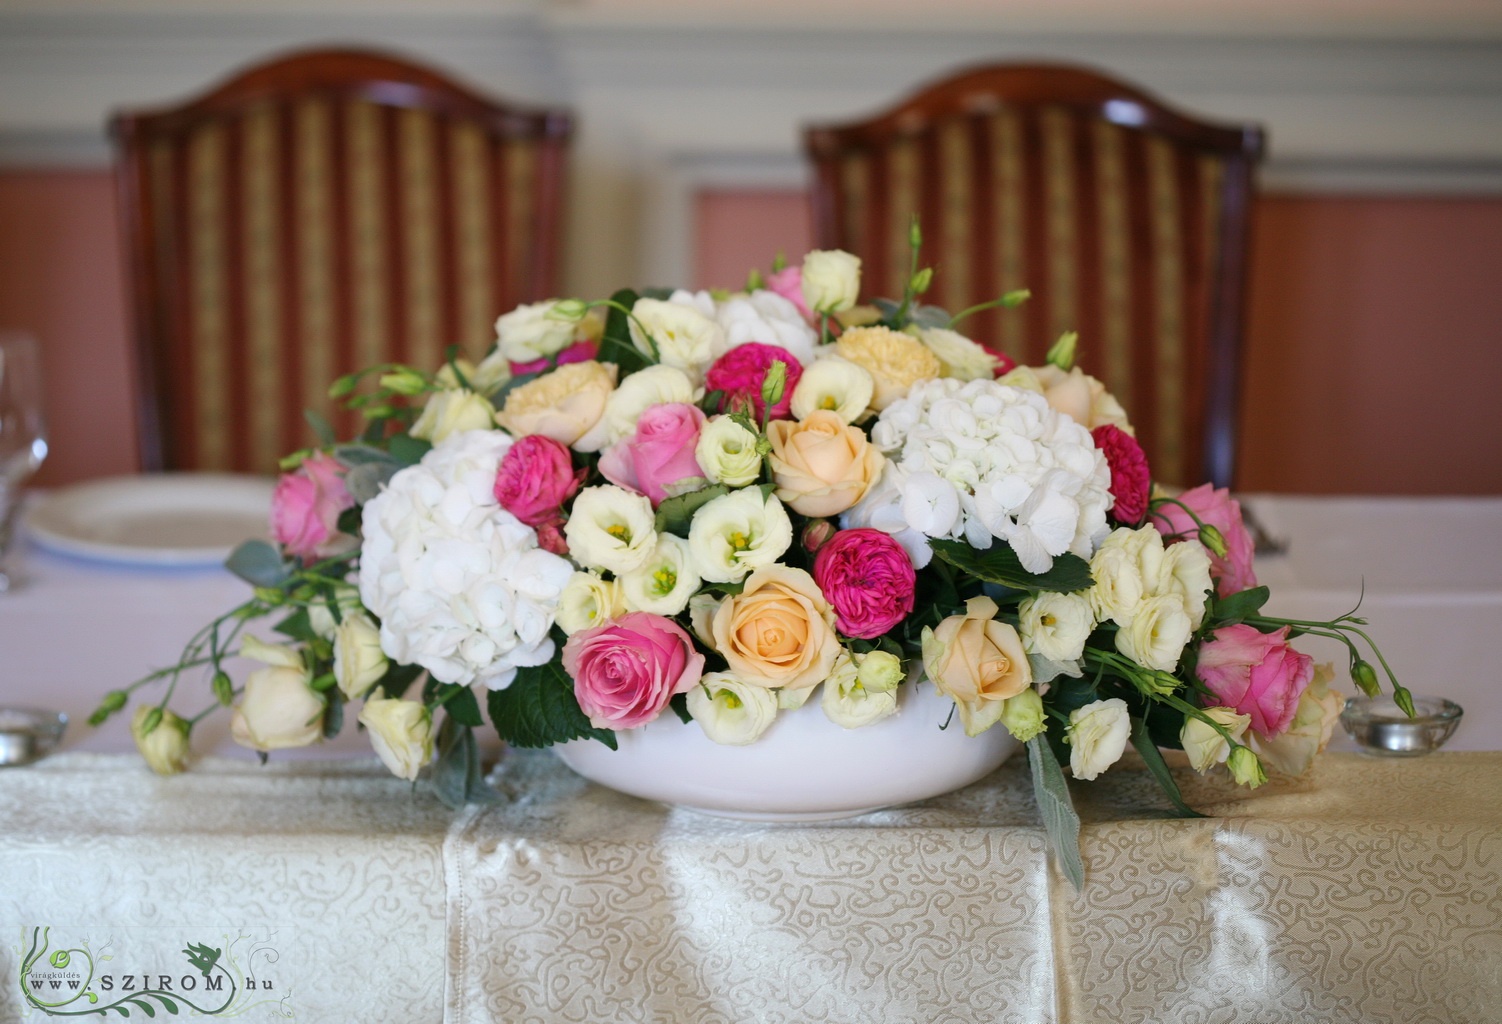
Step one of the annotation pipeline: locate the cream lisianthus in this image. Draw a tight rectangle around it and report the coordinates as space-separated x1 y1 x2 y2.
1088 545 1146 626
563 485 657 575
999 688 1047 743
790 355 875 423
576 364 700 453
618 533 700 616
497 359 617 447
1163 540 1214 629
687 672 779 745
1181 706 1252 773
1017 591 1096 663
629 297 724 379
1249 664 1344 776
913 327 1001 381
687 488 793 583
1115 593 1194 672
555 571 626 634
800 249 861 313
409 388 496 444
835 326 942 412
333 611 387 700
821 650 899 729
308 584 362 639
131 706 190 776
358 697 434 781
695 415 763 488
1066 698 1131 780
495 300 579 365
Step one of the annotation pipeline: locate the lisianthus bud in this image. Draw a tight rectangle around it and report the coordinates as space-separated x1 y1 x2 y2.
1228 746 1267 788
1393 686 1417 718
999 688 1046 742
132 705 190 776
1351 660 1380 696
801 519 836 553
1199 524 1229 559
378 367 428 395
760 358 789 413
856 650 903 692
100 690 128 713
1046 330 1078 371
1133 670 1183 698
548 298 590 322
910 267 934 295
212 671 234 706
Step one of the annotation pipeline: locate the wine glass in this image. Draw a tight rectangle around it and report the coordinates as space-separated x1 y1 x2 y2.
0 332 48 591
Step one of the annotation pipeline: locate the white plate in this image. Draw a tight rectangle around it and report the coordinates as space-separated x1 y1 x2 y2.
26 474 275 566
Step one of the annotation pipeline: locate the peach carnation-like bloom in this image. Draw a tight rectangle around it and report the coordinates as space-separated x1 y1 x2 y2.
496 359 617 446
767 410 883 518
710 564 839 690
835 325 940 412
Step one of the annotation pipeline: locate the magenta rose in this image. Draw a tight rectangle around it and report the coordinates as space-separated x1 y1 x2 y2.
765 267 813 321
598 402 707 507
1149 482 1257 597
1197 624 1315 738
510 339 598 376
1093 424 1151 526
562 612 706 730
270 452 354 560
812 528 917 639
705 342 803 422
494 435 584 530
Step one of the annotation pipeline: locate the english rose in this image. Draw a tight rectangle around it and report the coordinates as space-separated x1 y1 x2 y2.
710 564 839 690
563 612 705 729
358 698 434 781
229 636 323 752
1196 623 1316 738
812 528 916 639
1093 424 1151 526
767 410 883 518
705 343 803 422
1248 664 1343 775
409 388 497 444
493 434 585 537
270 452 355 560
800 249 861 313
1067 698 1131 780
496 359 617 447
132 706 190 776
1149 483 1257 597
835 326 941 412
598 402 707 506
921 595 1032 736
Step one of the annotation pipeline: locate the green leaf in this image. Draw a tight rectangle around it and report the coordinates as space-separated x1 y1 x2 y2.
344 460 398 504
439 684 484 728
1129 716 1208 818
376 662 425 700
1026 735 1086 892
487 660 618 750
929 539 1093 593
387 434 432 467
431 717 500 808
156 996 179 1015
654 484 730 538
273 608 314 643
1210 586 1270 625
669 692 693 725
304 408 336 446
224 540 292 588
321 692 344 740
597 288 648 375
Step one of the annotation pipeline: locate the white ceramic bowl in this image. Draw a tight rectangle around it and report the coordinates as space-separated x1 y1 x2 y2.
553 678 1020 821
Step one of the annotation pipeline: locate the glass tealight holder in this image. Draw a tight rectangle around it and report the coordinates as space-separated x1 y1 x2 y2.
0 707 67 766
1341 695 1463 757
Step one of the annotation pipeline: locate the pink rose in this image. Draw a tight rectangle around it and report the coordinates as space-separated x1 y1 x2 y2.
765 267 813 320
562 612 706 730
270 452 354 560
510 338 598 376
1149 483 1256 597
493 435 584 539
598 402 707 507
705 343 804 422
812 528 916 639
1092 425 1151 526
1196 624 1315 738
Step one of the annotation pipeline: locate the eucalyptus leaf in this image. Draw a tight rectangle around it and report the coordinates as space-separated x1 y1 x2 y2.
929 539 1093 593
224 540 291 588
344 461 397 504
304 408 336 446
1027 735 1086 892
333 444 400 467
1129 716 1208 818
431 717 500 809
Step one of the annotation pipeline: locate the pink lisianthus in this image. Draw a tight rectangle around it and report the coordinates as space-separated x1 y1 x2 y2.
1092 424 1151 526
765 267 813 321
812 528 917 639
1196 624 1315 738
705 343 804 422
493 435 584 554
270 452 354 560
509 339 598 377
562 612 705 730
1149 483 1257 597
598 402 708 507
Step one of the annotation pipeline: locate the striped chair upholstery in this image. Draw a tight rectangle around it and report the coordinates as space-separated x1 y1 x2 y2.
805 64 1262 489
113 48 572 473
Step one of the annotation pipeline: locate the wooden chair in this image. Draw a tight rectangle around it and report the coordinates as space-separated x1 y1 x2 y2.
113 48 573 473
805 63 1263 489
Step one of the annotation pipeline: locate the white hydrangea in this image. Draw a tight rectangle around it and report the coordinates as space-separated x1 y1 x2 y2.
843 379 1111 573
358 429 574 690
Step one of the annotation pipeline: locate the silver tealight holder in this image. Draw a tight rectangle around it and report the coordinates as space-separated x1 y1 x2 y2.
1341 695 1464 756
0 706 67 766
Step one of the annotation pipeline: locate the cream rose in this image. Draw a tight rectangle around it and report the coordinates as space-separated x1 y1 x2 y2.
1181 706 1252 773
914 327 1001 381
800 249 862 313
495 300 579 365
333 611 387 700
687 671 779 745
695 415 763 488
710 564 839 690
409 388 497 444
1249 664 1343 776
687 488 793 583
835 326 941 412
767 410 884 518
576 364 700 453
1017 591 1096 663
999 364 1132 433
563 485 657 575
358 697 435 781
629 297 724 379
229 637 323 752
618 533 701 616
556 571 626 634
790 355 875 423
921 595 1032 737
132 706 190 776
821 650 899 729
1067 697 1131 780
497 359 617 447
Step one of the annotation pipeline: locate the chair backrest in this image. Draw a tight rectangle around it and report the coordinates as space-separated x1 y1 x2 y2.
805 63 1263 489
113 48 573 473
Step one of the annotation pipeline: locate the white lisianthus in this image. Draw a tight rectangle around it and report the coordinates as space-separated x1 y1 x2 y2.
790 355 875 423
333 612 387 700
914 327 1001 381
564 485 657 575
468 349 513 395
1099 526 1167 594
618 533 700 616
555 571 626 634
1088 545 1146 626
1163 540 1214 629
575 364 700 452
821 650 899 729
857 650 904 692
358 430 574 690
358 698 435 781
687 672 779 745
687 488 794 583
1115 593 1194 672
1181 706 1252 773
1067 697 1131 781
495 300 577 365
1249 665 1343 776
1017 591 1096 663
999 688 1047 742
409 388 496 444
713 290 818 365
629 297 724 379
801 249 861 313
777 684 816 710
308 584 362 639
695 415 763 488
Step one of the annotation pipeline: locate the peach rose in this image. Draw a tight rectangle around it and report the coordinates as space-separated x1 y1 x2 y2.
835 325 941 412
496 360 617 446
766 410 884 518
710 564 839 690
921 595 1033 736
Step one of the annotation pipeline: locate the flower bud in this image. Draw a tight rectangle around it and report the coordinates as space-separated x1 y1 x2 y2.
132 705 190 776
760 359 788 413
328 373 358 399
801 519 836 553
999 688 1046 742
1228 746 1267 788
100 690 128 713
378 368 429 396
212 671 234 706
548 298 591 322
910 267 934 295
1393 686 1416 718
1046 330 1078 371
908 217 923 251
253 587 285 607
1133 670 1182 697
1000 288 1031 308
745 267 765 291
856 651 903 692
1350 660 1380 697
1198 524 1229 559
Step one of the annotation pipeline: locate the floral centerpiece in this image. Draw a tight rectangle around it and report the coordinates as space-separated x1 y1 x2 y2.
97 225 1404 885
